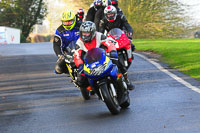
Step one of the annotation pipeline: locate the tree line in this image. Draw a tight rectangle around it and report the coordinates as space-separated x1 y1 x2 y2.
119 0 190 38
82 0 192 38
0 0 194 42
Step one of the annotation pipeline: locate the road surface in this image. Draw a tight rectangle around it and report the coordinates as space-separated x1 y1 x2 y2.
0 43 200 133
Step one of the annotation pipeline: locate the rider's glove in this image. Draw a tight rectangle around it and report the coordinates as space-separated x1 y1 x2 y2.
58 54 64 60
127 32 133 39
110 51 118 59
78 64 84 74
109 51 119 65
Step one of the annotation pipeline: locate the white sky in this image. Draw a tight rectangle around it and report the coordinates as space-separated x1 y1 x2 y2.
179 0 200 24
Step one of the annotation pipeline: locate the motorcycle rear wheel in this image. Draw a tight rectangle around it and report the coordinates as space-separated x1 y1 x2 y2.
80 87 90 100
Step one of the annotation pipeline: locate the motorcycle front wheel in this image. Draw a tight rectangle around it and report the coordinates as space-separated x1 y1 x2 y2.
99 83 120 115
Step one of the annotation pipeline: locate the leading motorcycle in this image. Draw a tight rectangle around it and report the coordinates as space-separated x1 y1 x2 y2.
81 48 130 115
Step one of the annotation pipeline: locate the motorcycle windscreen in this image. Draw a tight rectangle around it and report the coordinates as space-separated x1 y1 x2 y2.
84 48 105 64
109 28 122 40
64 40 76 54
68 41 76 50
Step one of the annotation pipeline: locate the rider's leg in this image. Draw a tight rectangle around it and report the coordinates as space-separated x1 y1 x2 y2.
113 58 135 90
55 58 69 74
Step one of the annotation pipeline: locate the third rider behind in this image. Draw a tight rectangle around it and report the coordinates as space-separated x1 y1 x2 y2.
110 0 123 15
85 0 103 22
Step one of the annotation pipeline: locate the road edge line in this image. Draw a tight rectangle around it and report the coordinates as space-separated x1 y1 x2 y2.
134 53 200 93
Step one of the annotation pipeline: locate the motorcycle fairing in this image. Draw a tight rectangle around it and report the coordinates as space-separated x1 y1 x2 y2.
82 48 118 79
83 55 112 78
107 28 130 50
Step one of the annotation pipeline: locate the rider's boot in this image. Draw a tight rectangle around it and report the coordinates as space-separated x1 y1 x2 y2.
123 72 135 90
116 74 129 105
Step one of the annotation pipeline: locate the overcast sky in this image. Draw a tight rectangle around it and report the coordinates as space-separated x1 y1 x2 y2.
179 0 200 24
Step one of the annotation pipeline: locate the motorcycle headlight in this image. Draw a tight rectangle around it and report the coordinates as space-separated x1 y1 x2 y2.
90 64 106 76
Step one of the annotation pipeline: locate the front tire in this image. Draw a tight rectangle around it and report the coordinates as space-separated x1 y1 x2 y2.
100 83 120 115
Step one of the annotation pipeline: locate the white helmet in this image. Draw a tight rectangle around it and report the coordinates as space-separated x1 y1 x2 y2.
104 5 117 22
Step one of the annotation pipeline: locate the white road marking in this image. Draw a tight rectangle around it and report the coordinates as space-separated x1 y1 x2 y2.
135 53 200 93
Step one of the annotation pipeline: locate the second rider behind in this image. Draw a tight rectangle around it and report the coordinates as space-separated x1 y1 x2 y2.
53 11 81 74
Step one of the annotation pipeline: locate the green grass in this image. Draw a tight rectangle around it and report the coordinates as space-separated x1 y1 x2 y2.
134 38 200 81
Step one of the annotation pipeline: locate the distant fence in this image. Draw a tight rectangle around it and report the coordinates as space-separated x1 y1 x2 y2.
28 33 54 43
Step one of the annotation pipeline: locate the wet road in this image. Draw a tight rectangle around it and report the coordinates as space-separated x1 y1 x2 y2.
0 43 200 133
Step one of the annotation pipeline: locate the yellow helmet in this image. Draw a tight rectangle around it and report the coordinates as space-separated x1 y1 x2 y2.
61 11 76 30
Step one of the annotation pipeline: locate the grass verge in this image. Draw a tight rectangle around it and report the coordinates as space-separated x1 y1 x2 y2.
134 38 200 81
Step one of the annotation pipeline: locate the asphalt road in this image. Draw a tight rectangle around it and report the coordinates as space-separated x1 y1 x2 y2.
0 43 200 133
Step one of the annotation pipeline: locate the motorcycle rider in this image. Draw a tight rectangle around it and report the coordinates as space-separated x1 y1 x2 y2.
74 21 118 75
94 0 112 31
110 0 123 15
74 21 129 98
99 5 135 90
76 8 85 22
85 0 103 22
94 0 124 31
53 10 81 74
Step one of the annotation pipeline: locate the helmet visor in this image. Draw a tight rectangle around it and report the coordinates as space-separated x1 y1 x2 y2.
107 13 115 18
81 32 92 42
82 32 91 37
106 13 115 21
62 19 74 26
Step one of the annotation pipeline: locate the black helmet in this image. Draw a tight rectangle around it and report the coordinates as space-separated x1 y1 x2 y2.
80 21 96 42
111 0 118 8
94 0 103 10
77 8 84 19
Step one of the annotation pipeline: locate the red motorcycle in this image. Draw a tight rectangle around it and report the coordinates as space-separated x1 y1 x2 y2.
107 28 133 70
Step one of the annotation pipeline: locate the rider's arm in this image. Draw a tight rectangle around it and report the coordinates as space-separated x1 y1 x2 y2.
121 15 134 39
94 8 104 31
74 39 85 68
53 26 66 57
85 7 95 21
117 8 123 16
99 18 106 34
53 34 62 57
99 34 118 59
